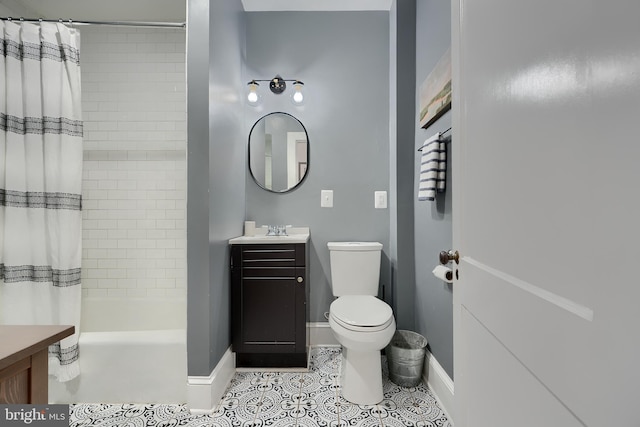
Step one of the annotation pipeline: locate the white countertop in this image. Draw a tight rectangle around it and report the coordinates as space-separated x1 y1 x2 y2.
229 227 310 244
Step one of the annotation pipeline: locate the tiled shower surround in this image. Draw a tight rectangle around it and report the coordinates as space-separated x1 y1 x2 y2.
80 26 186 299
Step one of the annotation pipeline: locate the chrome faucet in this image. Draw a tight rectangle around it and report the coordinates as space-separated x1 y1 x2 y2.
266 225 288 236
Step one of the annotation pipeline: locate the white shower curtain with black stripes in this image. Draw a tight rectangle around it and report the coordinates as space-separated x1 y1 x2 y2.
0 21 82 381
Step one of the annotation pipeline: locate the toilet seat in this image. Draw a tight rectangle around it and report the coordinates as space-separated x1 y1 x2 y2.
330 295 393 332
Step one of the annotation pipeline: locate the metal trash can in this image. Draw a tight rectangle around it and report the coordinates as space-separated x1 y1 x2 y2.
386 330 428 387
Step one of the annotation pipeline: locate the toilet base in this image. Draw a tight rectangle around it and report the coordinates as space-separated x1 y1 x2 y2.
340 347 384 405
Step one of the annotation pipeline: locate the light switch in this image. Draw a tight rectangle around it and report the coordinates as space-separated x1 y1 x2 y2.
374 191 387 209
321 190 333 208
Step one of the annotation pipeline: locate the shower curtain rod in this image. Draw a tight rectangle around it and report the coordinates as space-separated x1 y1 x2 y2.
0 17 185 28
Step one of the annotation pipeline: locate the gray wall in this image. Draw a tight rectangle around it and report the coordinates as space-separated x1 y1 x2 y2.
0 0 35 16
187 1 455 380
244 11 391 323
389 0 417 330
413 0 454 378
186 0 246 376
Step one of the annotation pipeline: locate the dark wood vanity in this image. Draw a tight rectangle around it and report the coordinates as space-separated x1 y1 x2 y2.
0 325 74 404
231 240 309 368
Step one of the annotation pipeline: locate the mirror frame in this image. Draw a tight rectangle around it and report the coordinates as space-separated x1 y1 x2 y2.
248 112 310 193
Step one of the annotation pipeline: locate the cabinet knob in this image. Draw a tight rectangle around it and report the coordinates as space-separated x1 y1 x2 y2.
297 277 304 283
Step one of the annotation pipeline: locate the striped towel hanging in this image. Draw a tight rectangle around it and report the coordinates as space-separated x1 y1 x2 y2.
437 139 447 193
418 133 442 201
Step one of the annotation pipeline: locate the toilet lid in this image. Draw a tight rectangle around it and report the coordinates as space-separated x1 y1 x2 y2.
330 295 393 329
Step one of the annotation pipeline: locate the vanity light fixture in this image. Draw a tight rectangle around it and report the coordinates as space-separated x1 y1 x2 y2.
246 75 305 106
291 80 304 105
247 80 261 106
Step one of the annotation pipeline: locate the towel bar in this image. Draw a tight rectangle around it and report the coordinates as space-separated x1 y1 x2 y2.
418 127 451 151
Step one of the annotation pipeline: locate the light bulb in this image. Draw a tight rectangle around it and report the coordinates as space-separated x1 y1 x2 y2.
247 81 260 106
291 81 305 105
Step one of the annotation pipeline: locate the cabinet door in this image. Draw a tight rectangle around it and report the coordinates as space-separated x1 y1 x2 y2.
241 274 297 349
231 244 307 355
293 266 307 354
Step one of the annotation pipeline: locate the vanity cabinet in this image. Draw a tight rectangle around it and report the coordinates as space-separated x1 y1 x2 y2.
231 242 309 368
0 325 74 404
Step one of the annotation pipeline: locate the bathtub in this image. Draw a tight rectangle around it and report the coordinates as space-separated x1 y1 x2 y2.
49 297 187 403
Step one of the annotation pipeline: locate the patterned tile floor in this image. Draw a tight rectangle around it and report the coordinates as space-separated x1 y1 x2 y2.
70 347 452 427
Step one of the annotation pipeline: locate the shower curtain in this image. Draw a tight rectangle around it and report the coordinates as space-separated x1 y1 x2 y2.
0 20 83 381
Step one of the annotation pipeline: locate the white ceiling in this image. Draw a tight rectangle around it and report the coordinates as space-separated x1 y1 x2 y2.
1 0 187 22
0 0 392 22
241 0 393 12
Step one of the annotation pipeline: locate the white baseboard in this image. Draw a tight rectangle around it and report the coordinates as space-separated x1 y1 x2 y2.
311 321 453 421
186 325 335 414
187 347 235 415
185 326 452 421
422 350 454 423
309 322 339 346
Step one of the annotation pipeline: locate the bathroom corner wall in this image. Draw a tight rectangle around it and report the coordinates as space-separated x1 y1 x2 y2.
413 1 454 378
187 0 246 377
243 11 391 323
390 0 417 330
81 26 186 299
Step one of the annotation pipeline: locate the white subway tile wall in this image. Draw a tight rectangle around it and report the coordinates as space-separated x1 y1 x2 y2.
80 27 186 299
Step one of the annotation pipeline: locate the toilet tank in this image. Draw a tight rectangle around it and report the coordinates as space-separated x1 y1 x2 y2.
327 242 383 296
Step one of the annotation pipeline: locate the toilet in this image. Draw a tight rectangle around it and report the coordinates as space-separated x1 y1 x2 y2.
327 241 396 405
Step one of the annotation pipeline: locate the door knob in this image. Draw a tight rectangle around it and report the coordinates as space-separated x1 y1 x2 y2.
297 277 304 283
439 250 459 265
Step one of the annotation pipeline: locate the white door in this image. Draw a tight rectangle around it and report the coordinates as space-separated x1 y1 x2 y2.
452 1 640 426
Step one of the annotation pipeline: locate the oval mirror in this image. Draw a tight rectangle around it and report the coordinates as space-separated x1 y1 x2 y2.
248 112 309 193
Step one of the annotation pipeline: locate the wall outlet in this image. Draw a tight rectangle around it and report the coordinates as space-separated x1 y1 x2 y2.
374 191 387 209
321 190 333 208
